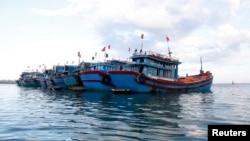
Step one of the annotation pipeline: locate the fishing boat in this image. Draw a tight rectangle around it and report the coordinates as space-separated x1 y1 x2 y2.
51 65 67 89
16 72 26 86
109 50 213 93
61 65 83 89
35 72 47 88
17 71 41 87
16 79 22 86
79 60 127 91
44 69 62 90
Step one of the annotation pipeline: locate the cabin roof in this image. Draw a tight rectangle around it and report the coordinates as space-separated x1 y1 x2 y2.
131 50 181 64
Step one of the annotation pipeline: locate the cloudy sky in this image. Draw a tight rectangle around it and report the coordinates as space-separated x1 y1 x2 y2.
1 0 250 83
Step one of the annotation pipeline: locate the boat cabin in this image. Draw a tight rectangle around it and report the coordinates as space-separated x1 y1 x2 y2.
62 65 78 74
53 65 64 74
90 60 127 72
130 51 181 79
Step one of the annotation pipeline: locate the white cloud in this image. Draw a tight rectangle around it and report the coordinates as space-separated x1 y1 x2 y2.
31 0 94 16
1 0 250 83
217 24 241 45
229 0 240 16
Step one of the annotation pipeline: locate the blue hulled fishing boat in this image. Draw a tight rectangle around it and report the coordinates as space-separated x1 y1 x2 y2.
79 60 127 91
61 65 82 88
109 50 213 93
17 71 41 87
36 72 47 88
51 65 67 89
43 69 59 90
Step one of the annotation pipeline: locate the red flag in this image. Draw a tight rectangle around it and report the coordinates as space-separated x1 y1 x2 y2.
102 47 106 52
108 44 111 49
141 34 144 39
78 51 81 58
166 36 170 42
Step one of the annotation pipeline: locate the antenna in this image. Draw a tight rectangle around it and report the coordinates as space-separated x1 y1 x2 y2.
200 57 204 74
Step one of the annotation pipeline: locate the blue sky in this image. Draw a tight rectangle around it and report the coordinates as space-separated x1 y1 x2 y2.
0 0 250 83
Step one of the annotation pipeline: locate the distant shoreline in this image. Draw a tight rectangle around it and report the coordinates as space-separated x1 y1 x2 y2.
0 80 16 84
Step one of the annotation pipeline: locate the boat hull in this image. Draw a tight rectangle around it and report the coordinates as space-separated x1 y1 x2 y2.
79 70 114 91
37 79 47 88
16 80 22 86
109 70 213 93
62 74 81 87
21 78 41 87
52 76 67 88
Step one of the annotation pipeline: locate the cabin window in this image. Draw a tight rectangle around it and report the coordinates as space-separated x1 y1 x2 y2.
134 66 139 72
140 58 144 63
164 71 168 77
103 66 106 70
143 67 147 74
159 70 163 77
153 68 157 76
119 66 123 70
147 67 153 75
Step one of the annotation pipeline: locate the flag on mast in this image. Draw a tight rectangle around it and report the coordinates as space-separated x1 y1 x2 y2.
166 36 170 42
141 33 144 39
78 51 81 58
101 46 106 52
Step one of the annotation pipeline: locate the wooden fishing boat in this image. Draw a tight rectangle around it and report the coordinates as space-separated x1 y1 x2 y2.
61 65 83 89
79 60 127 91
17 71 41 87
109 50 213 93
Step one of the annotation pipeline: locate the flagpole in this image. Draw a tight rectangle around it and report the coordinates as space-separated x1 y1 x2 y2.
140 34 144 53
78 55 80 64
166 35 171 58
101 46 106 62
141 41 143 52
78 51 81 64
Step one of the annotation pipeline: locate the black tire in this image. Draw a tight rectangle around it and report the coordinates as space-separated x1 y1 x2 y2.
102 75 111 84
137 74 146 84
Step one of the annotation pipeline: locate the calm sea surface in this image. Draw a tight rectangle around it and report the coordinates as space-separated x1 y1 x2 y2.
0 83 250 141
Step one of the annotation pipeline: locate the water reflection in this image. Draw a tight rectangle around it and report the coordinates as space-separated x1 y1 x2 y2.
2 84 250 140
21 89 186 140
9 86 217 140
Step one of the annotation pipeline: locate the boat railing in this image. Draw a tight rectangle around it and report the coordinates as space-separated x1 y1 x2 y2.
133 50 179 61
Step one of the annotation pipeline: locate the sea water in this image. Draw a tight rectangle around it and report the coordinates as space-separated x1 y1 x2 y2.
0 83 249 141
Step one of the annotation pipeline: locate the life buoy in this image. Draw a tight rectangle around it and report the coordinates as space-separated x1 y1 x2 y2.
102 75 111 84
136 73 146 84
